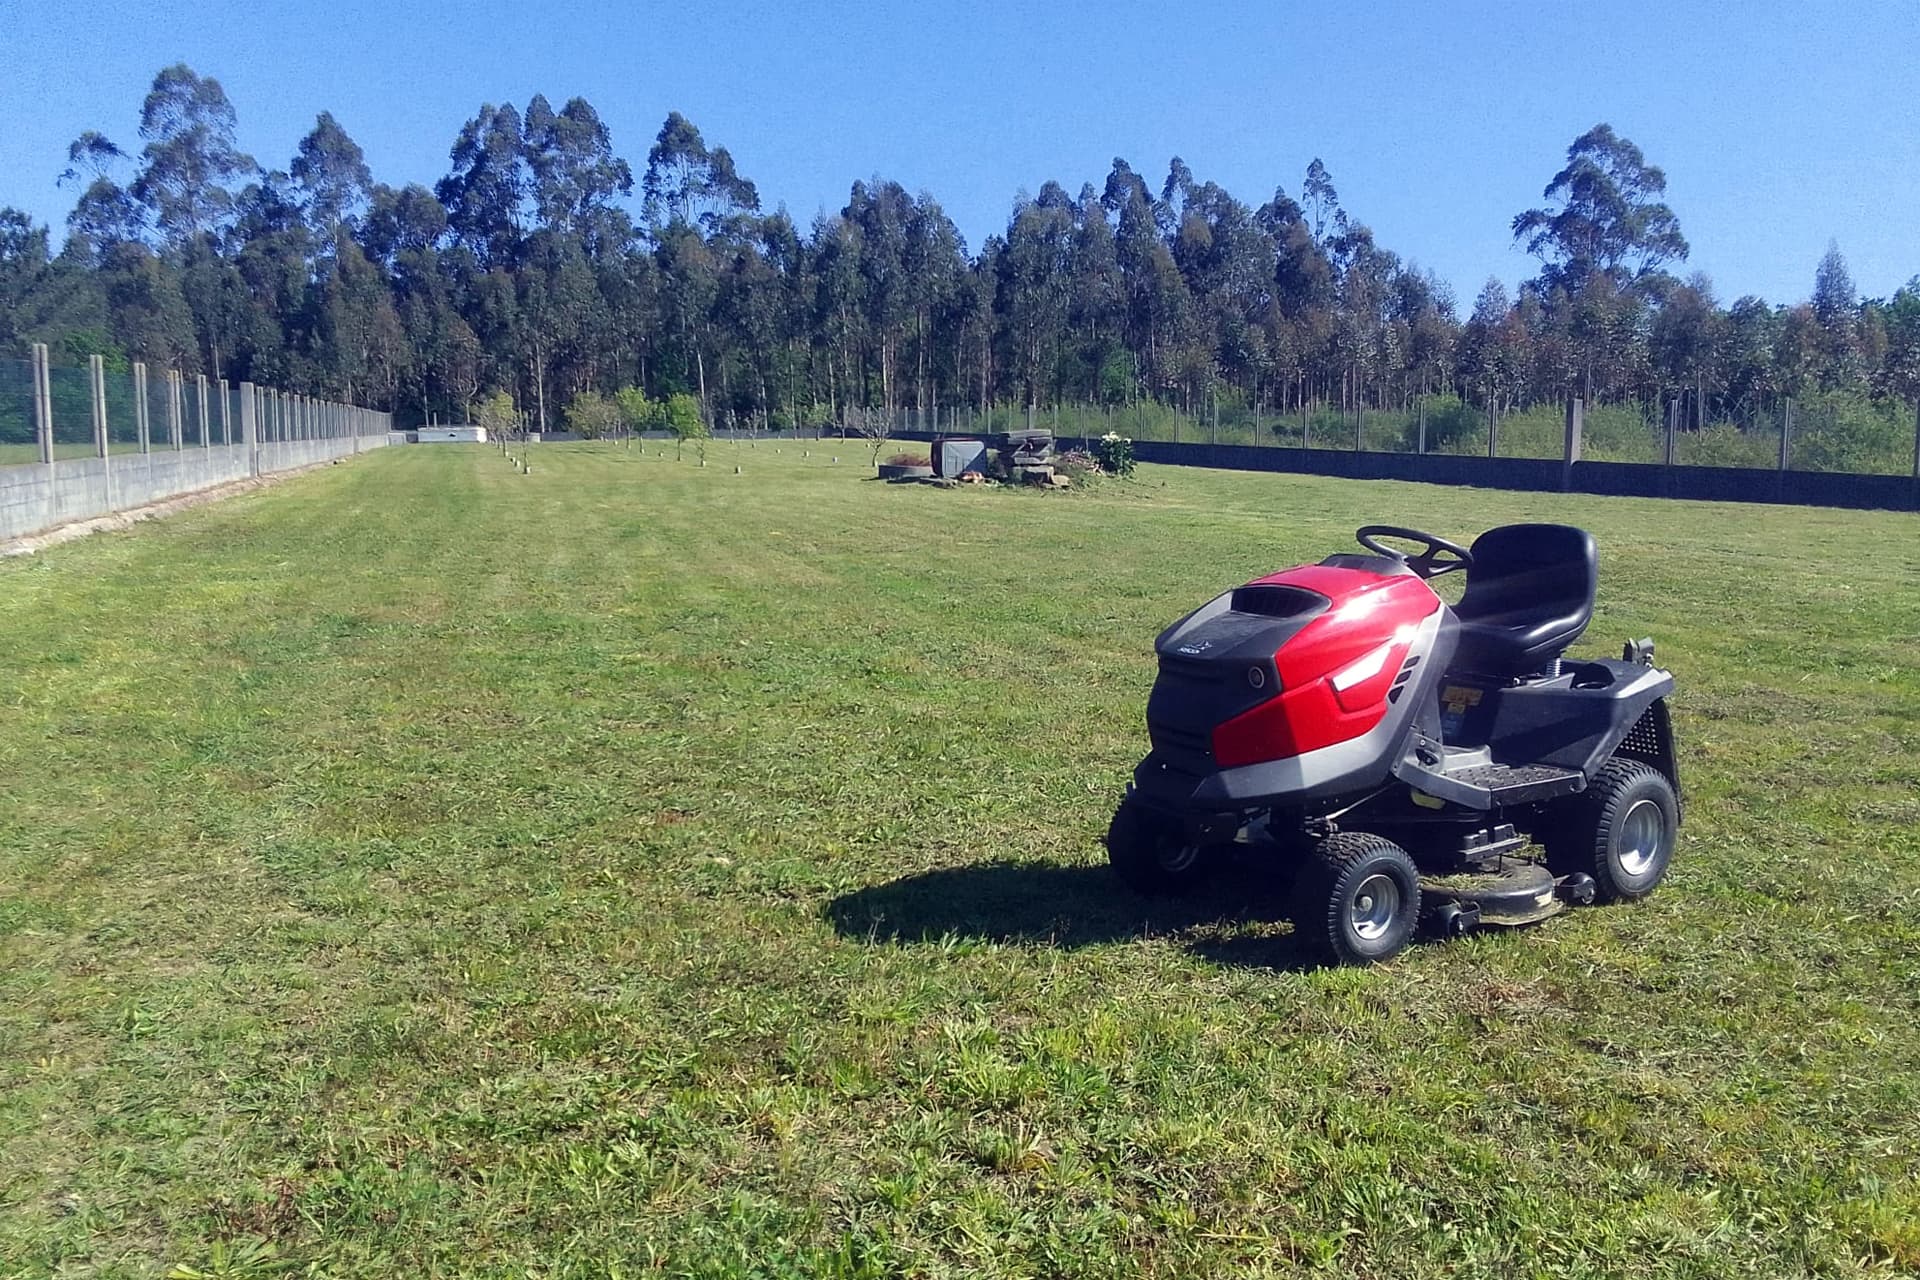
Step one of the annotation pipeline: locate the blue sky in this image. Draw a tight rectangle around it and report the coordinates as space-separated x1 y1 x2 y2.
2 0 1915 309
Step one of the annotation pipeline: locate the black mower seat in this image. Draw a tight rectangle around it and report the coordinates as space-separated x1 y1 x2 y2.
1451 524 1597 678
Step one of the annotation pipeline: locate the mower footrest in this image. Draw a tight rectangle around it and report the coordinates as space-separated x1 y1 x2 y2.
1442 762 1584 806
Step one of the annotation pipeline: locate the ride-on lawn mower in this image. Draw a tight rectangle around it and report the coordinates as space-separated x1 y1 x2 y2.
1109 523 1681 965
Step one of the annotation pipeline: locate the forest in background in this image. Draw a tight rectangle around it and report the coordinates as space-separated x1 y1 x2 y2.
2 64 1918 468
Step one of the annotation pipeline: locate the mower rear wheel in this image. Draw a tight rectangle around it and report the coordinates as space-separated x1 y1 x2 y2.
1106 799 1217 895
1544 759 1678 902
1292 832 1422 965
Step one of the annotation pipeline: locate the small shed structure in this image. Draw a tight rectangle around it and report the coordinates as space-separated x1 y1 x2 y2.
417 425 488 443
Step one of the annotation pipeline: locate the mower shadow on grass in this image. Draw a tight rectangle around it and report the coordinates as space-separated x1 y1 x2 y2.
824 858 1329 973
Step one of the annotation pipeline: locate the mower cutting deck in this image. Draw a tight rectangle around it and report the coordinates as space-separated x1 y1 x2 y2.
1110 523 1681 965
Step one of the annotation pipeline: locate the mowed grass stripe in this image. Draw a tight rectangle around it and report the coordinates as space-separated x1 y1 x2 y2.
0 441 1916 1277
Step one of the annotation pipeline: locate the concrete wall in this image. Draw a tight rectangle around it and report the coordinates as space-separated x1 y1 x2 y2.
0 432 387 543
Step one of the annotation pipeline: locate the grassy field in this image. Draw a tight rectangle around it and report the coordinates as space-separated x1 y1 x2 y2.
2 442 1917 1278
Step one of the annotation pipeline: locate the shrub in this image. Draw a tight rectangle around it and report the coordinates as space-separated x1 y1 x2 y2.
1411 395 1486 454
1790 392 1912 475
564 390 622 440
664 392 708 460
474 390 517 439
1091 432 1135 477
1054 448 1101 487
614 386 658 435
885 451 930 467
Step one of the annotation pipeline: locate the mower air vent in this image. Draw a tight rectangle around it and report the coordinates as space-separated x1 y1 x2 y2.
1158 654 1222 684
1147 722 1214 770
1619 707 1662 758
1229 584 1331 618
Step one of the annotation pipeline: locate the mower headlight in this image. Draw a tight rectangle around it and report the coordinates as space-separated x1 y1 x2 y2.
1247 666 1267 690
1330 643 1392 693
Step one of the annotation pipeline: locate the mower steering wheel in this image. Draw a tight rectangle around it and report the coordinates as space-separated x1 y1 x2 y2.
1355 525 1474 580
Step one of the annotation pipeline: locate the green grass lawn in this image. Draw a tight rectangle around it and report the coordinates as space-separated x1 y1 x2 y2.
2 441 1917 1278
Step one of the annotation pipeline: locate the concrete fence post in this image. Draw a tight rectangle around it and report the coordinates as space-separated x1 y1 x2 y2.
1417 396 1427 455
1663 397 1678 467
31 342 54 465
239 381 259 477
197 374 211 450
167 371 183 449
1561 396 1584 492
218 379 230 446
1780 398 1792 473
90 355 108 458
91 354 111 507
134 364 150 453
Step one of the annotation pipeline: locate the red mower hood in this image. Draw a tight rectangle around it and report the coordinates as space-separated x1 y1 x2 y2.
1192 563 1444 769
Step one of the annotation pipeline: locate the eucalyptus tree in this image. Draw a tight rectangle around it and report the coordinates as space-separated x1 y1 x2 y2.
129 65 257 249
1649 275 1725 425
996 183 1077 410
0 211 107 355
902 194 968 414
1513 124 1688 295
1879 279 1920 458
1065 183 1124 402
1301 158 1341 243
1811 241 1861 389
60 132 145 262
292 112 374 256
436 103 530 271
524 95 632 245
642 112 759 234
224 172 314 386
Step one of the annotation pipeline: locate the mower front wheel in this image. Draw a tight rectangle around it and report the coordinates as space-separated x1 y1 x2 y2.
1106 799 1218 896
1544 759 1678 902
1292 832 1423 966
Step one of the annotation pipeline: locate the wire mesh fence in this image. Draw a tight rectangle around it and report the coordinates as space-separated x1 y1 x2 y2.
0 359 34 463
1 344 398 543
847 392 1918 479
0 353 394 462
105 368 142 453
47 364 95 457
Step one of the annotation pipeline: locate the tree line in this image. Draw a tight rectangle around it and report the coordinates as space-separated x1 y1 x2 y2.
2 64 1917 442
